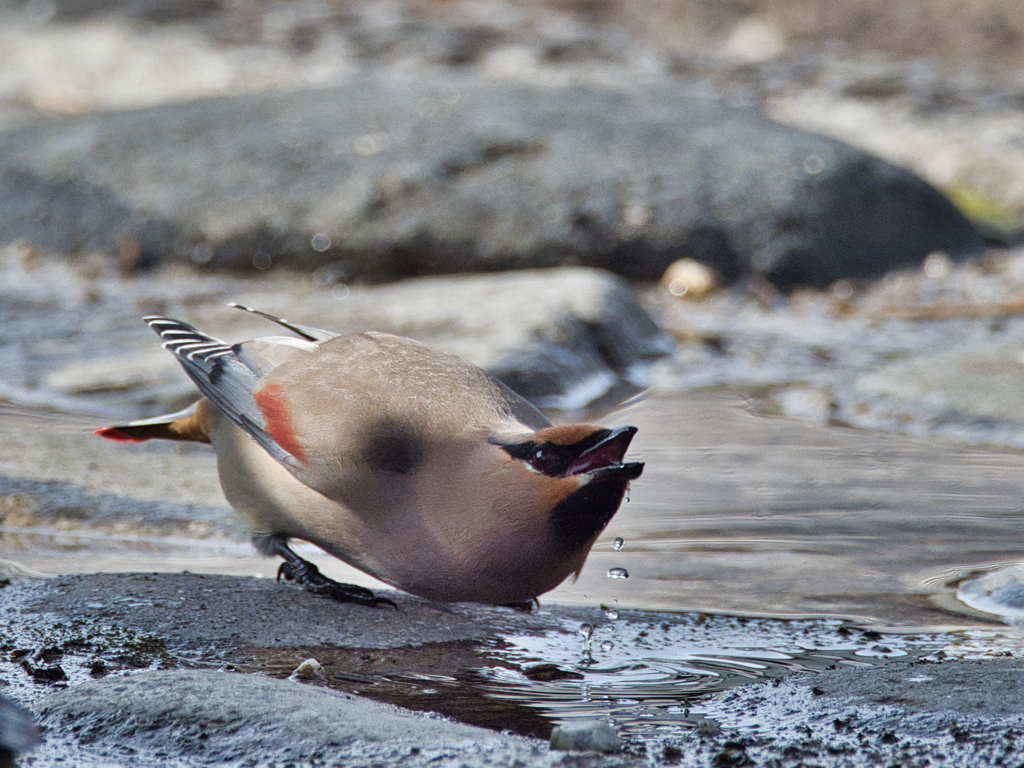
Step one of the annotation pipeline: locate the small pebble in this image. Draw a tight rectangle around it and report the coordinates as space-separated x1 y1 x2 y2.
550 720 621 753
288 658 326 682
696 718 722 736
661 258 717 299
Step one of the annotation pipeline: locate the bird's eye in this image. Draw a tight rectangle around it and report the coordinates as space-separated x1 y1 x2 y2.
492 438 569 476
528 446 557 474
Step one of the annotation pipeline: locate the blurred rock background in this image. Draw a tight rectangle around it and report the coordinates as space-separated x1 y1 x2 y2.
2 0 1024 435
0 0 1011 284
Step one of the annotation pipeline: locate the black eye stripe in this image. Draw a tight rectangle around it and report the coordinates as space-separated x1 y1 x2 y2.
492 431 611 477
494 440 564 475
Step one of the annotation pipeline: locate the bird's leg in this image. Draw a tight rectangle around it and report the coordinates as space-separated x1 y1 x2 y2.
263 535 397 609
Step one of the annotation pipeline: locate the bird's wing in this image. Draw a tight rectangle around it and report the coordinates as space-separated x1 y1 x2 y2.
228 303 340 342
144 315 314 469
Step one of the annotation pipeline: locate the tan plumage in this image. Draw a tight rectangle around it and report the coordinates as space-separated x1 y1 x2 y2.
97 307 643 606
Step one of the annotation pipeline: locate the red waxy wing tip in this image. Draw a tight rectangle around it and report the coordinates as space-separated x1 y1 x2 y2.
254 384 308 464
94 426 150 443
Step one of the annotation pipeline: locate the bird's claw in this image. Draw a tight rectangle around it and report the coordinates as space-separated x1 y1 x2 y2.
277 560 397 609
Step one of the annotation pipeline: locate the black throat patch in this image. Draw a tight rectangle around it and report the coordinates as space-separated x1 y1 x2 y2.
548 477 630 555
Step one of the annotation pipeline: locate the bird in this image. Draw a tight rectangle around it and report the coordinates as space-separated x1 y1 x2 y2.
96 305 643 608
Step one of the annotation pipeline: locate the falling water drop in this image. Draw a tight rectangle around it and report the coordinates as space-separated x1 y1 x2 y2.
607 567 629 579
605 609 620 621
579 623 595 663
613 537 625 551
600 640 615 652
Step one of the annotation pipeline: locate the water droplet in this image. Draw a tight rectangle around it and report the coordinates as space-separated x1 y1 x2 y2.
252 252 272 270
607 567 629 579
613 537 625 551
311 233 331 252
331 284 350 301
578 623 595 664
600 641 615 652
605 609 620 621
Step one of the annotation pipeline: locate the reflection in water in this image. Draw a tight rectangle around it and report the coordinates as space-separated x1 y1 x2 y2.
476 612 946 738
248 611 955 742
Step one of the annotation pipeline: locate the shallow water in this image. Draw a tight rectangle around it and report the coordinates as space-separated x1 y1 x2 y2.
477 610 950 738
244 608 964 742
5 388 1024 632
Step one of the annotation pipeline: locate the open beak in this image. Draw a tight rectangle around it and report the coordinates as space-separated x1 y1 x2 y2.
565 425 644 482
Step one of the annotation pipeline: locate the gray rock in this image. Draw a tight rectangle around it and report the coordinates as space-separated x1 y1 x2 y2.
26 266 669 415
0 76 980 287
33 670 550 767
957 564 1024 620
550 720 621 753
235 268 671 410
689 659 1024 767
16 572 557 650
769 658 1024 719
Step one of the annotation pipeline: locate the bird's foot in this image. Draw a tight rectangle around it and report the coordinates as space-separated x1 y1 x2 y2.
277 559 397 608
263 534 397 608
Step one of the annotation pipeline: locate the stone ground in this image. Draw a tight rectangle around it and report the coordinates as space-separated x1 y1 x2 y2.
1 572 1023 766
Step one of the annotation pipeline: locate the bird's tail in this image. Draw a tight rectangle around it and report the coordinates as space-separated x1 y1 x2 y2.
94 400 212 444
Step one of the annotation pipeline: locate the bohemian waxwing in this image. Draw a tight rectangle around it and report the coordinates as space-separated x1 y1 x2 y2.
97 305 643 607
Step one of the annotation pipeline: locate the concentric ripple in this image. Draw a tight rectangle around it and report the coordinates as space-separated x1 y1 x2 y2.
475 611 951 737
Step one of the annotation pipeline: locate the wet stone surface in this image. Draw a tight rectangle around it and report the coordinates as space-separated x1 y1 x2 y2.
30 671 577 768
3 572 1024 767
685 659 1024 768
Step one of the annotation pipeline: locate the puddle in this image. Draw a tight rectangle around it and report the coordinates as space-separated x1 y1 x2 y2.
475 612 948 739
5 577 1021 752
243 609 980 745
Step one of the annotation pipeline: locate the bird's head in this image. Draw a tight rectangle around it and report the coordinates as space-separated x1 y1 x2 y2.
490 424 643 554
